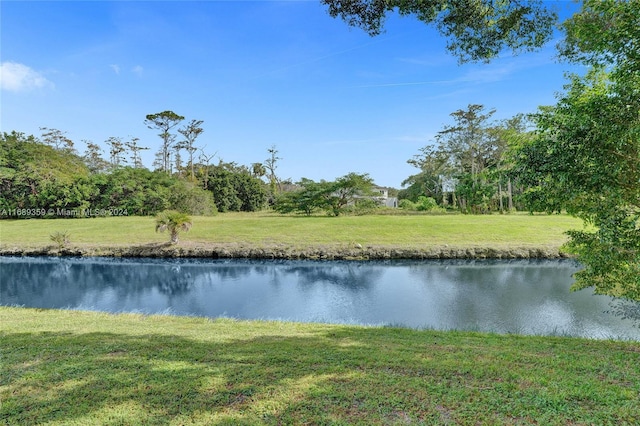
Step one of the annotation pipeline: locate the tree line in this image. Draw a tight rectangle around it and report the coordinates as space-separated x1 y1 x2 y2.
0 128 266 217
0 114 379 218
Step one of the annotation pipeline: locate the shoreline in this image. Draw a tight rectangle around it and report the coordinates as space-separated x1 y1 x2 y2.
0 242 571 260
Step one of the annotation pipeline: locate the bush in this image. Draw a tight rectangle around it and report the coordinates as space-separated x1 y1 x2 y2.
50 231 70 249
155 210 192 244
398 197 446 214
399 199 417 210
345 198 381 215
168 180 217 216
416 196 438 211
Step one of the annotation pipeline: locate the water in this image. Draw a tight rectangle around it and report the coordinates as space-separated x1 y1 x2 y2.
1 256 638 339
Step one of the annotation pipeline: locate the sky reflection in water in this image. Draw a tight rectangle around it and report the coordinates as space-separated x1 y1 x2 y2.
1 257 638 339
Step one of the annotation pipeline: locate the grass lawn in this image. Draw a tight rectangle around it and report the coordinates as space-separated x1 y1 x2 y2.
1 307 638 425
0 212 584 251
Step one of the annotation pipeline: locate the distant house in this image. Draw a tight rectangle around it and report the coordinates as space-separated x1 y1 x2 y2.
355 186 398 208
375 187 398 208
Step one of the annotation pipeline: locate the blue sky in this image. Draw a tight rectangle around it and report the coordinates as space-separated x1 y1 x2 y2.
1 1 580 188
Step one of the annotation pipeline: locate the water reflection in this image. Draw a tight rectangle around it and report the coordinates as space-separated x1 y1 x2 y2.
1 257 638 339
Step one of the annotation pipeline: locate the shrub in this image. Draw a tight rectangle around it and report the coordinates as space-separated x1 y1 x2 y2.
399 199 417 210
168 180 217 216
155 210 192 244
416 196 438 211
50 231 70 249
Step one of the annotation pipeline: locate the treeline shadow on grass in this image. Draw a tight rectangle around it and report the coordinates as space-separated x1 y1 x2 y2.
2 327 639 425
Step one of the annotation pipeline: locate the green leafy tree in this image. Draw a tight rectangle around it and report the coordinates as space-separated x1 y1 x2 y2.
327 172 375 216
251 162 266 179
275 173 375 216
513 0 640 300
145 111 185 174
404 110 533 212
167 180 217 216
234 173 268 212
454 171 495 214
406 104 504 213
214 180 240 212
489 114 533 212
273 178 328 216
155 210 192 244
203 162 267 212
438 104 497 186
321 0 557 62
0 131 91 214
272 191 303 215
96 167 174 215
402 145 451 204
32 177 96 214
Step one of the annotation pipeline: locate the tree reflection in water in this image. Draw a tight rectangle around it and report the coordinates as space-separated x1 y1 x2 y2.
1 257 638 339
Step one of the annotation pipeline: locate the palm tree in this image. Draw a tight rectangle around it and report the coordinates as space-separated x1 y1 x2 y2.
155 210 192 244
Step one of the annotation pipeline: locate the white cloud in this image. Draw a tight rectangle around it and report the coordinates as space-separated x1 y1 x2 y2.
351 79 458 88
110 64 121 74
392 135 433 144
132 65 143 76
459 63 516 84
0 61 53 92
395 55 454 68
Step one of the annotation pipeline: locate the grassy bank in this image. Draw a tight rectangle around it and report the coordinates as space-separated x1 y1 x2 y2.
1 307 638 425
0 213 584 258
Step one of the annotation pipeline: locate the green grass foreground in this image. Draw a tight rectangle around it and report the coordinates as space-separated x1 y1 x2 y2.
1 307 639 425
0 212 583 251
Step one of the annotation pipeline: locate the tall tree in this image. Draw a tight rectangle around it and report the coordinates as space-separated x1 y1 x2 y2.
82 140 109 174
438 104 497 183
144 111 184 174
105 136 126 168
264 145 282 195
513 0 640 300
125 136 148 169
490 114 532 212
198 148 217 190
173 145 184 177
40 127 74 152
402 105 530 213
177 119 204 181
402 144 453 205
321 0 557 62
435 104 498 212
